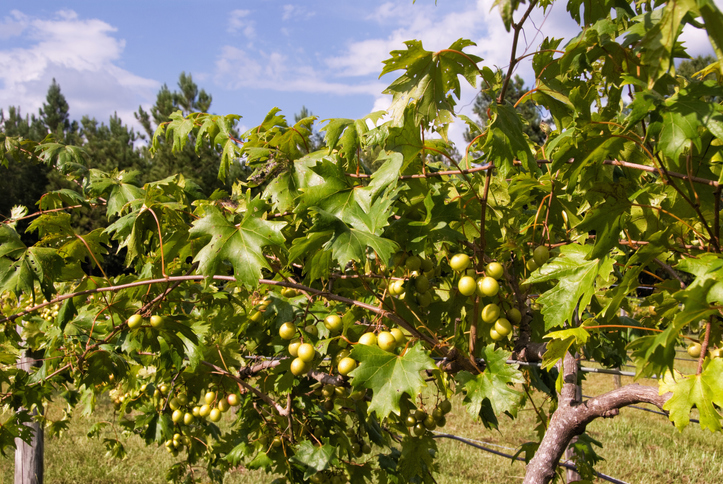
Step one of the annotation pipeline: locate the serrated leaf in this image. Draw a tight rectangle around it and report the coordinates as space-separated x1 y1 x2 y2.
660 359 723 431
455 344 524 419
289 440 335 479
381 39 482 129
189 202 286 288
527 244 614 330
349 343 436 419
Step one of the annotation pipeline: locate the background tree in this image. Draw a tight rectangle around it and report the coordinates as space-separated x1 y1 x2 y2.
464 73 547 145
135 72 237 195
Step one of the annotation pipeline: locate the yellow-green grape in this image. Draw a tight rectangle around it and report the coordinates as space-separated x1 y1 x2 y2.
377 331 396 351
290 357 309 376
506 308 522 325
288 338 302 357
416 291 432 307
199 405 211 418
405 255 422 271
687 343 702 358
279 322 297 340
324 314 343 332
490 328 505 341
338 357 357 375
391 328 406 344
526 258 539 272
150 315 165 329
458 276 477 296
358 333 377 346
192 406 200 417
183 412 194 425
217 399 230 412
486 262 504 280
204 391 216 405
250 311 264 323
414 275 429 293
533 246 550 266
297 343 316 362
227 394 240 406
494 318 512 337
389 280 405 296
127 314 143 329
172 409 183 423
476 277 499 297
450 253 471 272
209 408 222 422
480 303 500 323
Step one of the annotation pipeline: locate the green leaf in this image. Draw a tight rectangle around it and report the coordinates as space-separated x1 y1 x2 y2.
455 344 524 419
381 39 482 130
289 441 335 479
483 102 537 176
527 244 614 330
349 343 436 419
660 358 723 431
189 201 286 288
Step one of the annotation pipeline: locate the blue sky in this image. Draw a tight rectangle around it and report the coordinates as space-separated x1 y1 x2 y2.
0 1 719 149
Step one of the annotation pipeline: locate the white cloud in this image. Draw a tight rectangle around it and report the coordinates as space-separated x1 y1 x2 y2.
0 10 158 128
215 45 384 95
282 5 315 22
333 0 580 151
0 10 28 39
228 10 255 39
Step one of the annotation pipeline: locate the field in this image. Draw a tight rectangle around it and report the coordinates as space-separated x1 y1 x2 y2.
1 358 722 484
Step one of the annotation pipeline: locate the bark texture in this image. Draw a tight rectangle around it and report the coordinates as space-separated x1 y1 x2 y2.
15 326 44 484
522 352 670 484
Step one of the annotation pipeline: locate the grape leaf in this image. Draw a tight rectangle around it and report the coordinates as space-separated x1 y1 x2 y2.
289 440 335 479
660 358 723 431
349 343 436 419
381 39 482 130
189 200 286 288
527 244 614 330
397 435 437 484
455 344 524 419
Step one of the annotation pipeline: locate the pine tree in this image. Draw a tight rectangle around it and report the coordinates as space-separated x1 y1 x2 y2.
135 72 238 195
38 78 78 142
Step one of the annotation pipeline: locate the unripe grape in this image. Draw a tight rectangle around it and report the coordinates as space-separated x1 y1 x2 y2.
405 255 422 271
377 331 396 351
486 262 504 280
391 328 406 344
358 333 377 346
209 408 222 422
506 307 522 324
172 409 183 423
288 338 302 356
477 277 499 297
494 318 512 336
279 322 297 340
297 343 316 362
458 276 477 296
533 245 550 266
480 303 501 323
450 253 470 272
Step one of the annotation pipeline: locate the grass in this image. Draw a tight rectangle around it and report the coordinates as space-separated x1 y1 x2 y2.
1 358 722 483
